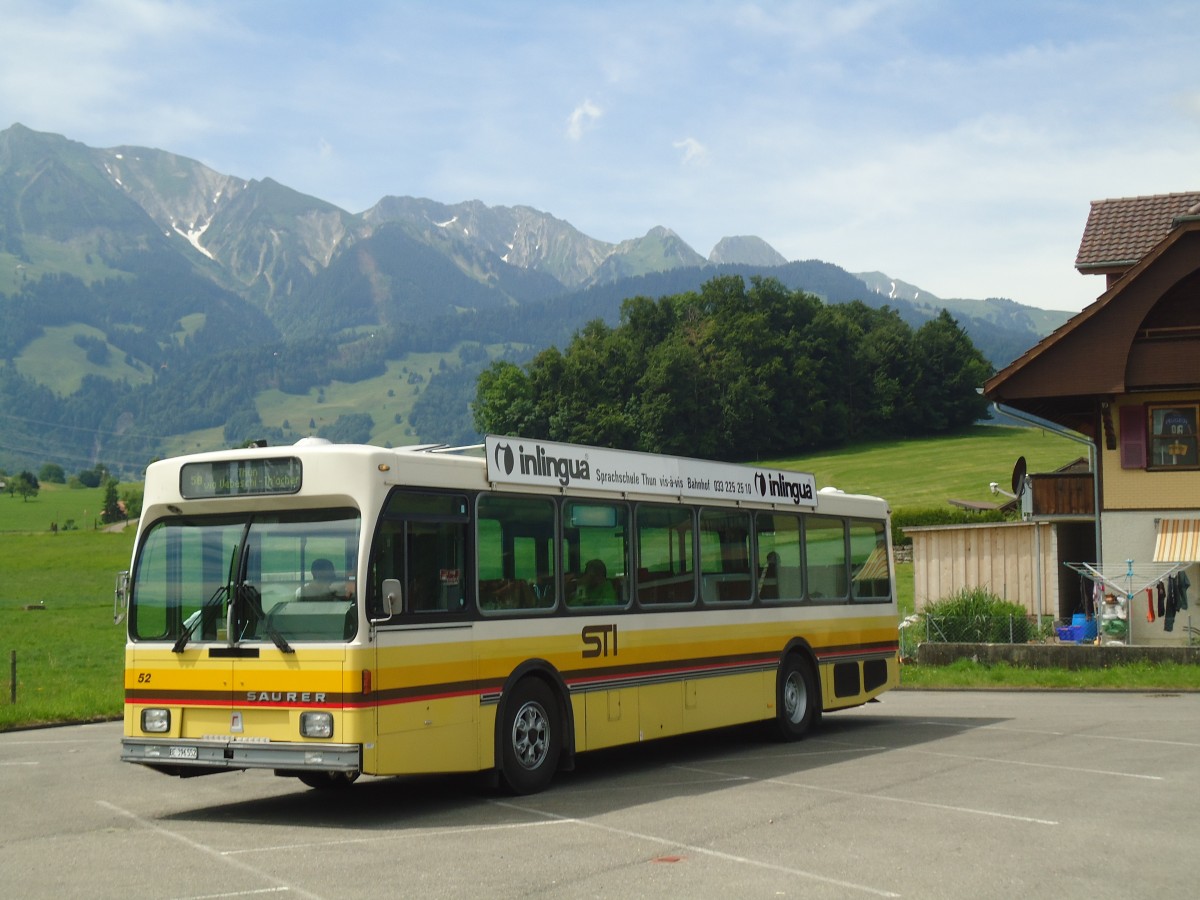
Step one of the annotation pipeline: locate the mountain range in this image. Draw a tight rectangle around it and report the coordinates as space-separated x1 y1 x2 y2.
0 123 1073 477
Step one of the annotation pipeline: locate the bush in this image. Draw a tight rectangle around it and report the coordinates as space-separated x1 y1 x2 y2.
923 587 1031 643
891 505 1011 547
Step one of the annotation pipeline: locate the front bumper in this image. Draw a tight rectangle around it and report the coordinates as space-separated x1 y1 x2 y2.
121 737 361 773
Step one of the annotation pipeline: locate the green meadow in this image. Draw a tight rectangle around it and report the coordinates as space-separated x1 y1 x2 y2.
15 323 154 395
768 424 1086 508
0 426 1191 731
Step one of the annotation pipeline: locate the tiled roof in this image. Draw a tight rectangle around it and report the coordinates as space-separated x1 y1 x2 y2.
1075 191 1200 270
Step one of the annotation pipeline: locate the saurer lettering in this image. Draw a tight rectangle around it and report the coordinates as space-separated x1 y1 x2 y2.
245 691 327 703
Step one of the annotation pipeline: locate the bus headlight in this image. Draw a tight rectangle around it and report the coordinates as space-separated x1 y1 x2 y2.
141 708 171 733
300 712 333 739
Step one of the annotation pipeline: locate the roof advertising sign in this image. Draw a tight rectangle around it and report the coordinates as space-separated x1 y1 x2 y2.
484 436 817 508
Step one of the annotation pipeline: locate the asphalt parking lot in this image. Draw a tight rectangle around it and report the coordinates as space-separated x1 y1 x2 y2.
2 690 1198 899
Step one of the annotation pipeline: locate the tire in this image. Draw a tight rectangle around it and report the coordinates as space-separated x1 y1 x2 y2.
297 770 359 790
499 678 560 795
776 654 819 741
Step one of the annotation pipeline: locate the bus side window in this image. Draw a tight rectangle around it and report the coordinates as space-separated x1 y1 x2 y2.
477 495 557 612
756 513 803 601
636 504 695 606
699 508 751 603
372 492 469 618
850 519 890 601
563 501 629 609
805 515 848 601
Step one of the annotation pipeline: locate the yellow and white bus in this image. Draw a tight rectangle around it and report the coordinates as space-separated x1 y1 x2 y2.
119 435 898 793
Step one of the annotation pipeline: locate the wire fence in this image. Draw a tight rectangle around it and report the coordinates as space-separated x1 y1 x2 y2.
898 614 1060 660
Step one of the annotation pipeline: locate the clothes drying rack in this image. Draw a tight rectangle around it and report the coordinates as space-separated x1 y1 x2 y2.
1064 559 1188 603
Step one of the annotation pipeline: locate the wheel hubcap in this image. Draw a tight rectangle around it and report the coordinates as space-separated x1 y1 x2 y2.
784 671 806 724
511 700 549 769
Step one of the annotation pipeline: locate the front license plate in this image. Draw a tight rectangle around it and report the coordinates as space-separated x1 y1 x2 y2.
169 746 198 760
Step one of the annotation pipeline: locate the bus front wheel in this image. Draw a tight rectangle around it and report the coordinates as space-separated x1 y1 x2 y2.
500 679 560 794
776 655 818 740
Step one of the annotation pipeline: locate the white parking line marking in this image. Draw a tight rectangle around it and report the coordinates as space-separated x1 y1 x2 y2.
902 747 1163 781
96 802 324 900
223 819 566 855
179 889 291 899
920 721 1200 749
492 799 903 898
677 765 1060 826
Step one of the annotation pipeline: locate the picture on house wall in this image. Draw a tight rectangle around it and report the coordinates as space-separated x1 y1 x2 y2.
1149 404 1199 469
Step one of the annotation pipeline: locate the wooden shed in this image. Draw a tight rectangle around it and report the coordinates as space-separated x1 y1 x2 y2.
905 516 1096 620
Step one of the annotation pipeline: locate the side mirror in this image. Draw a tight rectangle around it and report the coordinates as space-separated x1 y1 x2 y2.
375 578 402 621
113 571 129 625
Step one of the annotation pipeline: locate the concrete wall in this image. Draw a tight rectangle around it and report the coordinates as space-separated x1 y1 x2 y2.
917 641 1200 668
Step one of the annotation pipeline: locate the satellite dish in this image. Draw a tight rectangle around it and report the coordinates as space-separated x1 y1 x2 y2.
1011 456 1027 496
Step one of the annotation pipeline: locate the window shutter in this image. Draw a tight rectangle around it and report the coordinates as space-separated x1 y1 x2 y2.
1119 404 1146 469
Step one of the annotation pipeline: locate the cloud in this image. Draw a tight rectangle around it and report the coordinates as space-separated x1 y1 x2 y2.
566 100 602 141
673 137 708 165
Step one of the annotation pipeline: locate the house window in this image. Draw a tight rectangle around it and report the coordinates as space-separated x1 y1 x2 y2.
1148 404 1199 469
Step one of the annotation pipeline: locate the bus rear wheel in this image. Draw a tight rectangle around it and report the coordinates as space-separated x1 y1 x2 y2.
500 679 560 795
776 655 818 741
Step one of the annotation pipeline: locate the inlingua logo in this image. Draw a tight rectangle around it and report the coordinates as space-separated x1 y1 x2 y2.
755 470 814 505
494 442 516 475
516 442 591 487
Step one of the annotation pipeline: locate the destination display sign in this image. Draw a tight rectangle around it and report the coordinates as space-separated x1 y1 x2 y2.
484 436 817 508
180 457 303 499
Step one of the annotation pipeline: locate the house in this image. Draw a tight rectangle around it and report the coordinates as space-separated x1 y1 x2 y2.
983 191 1200 646
905 458 1095 622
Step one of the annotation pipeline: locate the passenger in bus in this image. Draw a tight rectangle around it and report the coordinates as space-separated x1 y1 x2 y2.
297 558 354 600
759 551 779 600
572 558 617 605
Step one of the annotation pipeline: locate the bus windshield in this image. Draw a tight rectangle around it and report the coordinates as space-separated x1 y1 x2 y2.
130 508 360 644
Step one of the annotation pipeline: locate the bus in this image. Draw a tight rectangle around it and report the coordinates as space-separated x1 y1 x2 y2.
118 435 898 794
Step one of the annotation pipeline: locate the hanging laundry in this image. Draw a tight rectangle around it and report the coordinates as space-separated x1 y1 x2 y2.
1165 575 1178 632
1146 588 1156 623
1157 581 1166 618
1177 570 1190 611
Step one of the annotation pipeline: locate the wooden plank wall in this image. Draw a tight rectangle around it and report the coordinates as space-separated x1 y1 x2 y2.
908 522 1058 615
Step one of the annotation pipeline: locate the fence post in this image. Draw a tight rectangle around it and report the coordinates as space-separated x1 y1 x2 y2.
9 650 14 704
1009 616 1014 644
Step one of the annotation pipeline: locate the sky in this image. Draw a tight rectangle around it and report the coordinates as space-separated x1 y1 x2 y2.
2 0 1199 313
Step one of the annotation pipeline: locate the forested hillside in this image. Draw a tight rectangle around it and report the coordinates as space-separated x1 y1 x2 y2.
474 276 994 461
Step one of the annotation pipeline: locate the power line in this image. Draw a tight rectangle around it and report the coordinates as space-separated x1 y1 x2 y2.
0 410 181 441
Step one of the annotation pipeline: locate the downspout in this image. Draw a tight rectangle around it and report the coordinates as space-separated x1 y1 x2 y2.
990 401 1102 566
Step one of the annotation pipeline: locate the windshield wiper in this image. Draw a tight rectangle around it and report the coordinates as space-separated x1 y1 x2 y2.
172 584 228 653
238 584 294 654
266 625 295 654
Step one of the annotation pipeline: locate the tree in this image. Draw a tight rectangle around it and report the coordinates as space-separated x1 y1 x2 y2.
317 413 375 444
912 310 994 431
120 484 144 520
473 360 539 437
38 463 66 483
471 276 996 460
77 465 106 488
11 471 39 502
101 478 122 524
